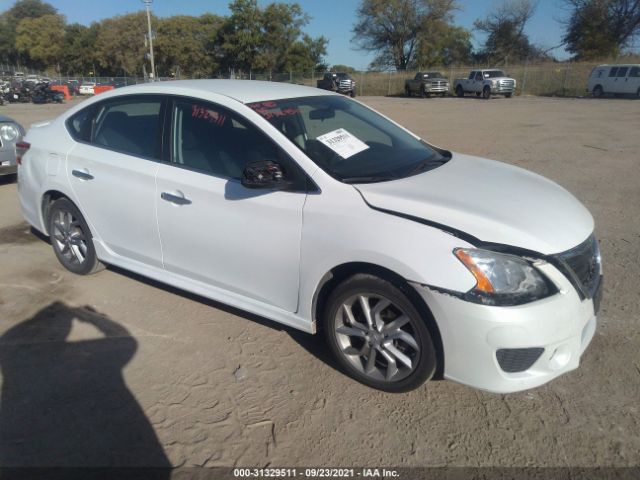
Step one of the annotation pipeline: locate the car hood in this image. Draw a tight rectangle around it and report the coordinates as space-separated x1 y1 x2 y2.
354 153 593 254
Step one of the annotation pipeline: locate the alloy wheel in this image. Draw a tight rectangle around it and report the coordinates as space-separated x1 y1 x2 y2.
334 293 420 382
51 209 88 266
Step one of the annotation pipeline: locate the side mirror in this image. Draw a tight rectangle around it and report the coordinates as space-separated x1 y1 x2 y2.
241 160 294 190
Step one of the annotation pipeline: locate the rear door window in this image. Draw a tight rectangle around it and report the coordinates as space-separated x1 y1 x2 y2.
92 96 163 159
629 67 640 77
608 67 618 77
616 67 628 77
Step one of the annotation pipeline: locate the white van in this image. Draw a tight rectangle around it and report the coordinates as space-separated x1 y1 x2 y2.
587 64 640 97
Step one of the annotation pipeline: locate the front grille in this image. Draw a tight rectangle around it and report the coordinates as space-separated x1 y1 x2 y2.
499 80 515 88
339 80 352 89
496 348 544 373
553 234 601 298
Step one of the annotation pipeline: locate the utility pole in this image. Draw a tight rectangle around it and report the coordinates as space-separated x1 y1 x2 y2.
142 0 155 80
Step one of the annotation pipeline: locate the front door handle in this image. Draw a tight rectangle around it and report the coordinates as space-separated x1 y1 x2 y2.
161 191 192 205
71 169 94 180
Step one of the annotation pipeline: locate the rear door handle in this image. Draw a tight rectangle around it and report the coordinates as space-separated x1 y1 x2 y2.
71 169 94 180
161 191 192 205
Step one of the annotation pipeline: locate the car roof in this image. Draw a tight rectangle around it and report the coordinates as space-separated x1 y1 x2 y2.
115 79 335 104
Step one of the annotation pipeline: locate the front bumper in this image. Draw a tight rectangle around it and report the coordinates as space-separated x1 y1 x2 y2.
414 262 598 393
425 85 449 93
0 148 17 175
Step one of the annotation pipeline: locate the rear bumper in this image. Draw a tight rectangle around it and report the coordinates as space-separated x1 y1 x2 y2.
413 263 598 393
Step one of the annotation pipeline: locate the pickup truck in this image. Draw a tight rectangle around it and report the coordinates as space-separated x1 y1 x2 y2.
453 70 516 99
317 72 356 97
404 71 449 97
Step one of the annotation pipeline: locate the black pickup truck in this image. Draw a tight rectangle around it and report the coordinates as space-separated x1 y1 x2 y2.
317 72 356 97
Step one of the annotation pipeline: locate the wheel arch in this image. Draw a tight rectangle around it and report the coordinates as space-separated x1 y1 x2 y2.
312 261 445 378
41 190 72 235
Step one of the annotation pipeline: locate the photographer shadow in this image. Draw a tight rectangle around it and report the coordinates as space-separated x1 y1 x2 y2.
0 302 170 472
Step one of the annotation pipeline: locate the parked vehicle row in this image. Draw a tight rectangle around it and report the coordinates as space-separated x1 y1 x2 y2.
18 80 601 394
1 80 64 105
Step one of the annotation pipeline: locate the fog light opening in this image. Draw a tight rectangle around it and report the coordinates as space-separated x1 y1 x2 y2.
549 346 572 370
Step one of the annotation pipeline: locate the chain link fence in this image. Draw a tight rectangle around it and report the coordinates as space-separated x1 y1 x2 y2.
1 60 632 97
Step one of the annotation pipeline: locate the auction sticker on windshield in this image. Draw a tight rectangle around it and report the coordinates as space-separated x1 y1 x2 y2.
316 128 369 159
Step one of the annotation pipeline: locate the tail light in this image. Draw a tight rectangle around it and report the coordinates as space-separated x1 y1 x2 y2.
15 141 30 165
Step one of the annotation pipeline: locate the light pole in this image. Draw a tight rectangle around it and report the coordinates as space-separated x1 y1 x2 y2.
142 0 155 80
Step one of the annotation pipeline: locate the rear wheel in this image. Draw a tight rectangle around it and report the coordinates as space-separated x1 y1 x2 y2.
455 85 464 97
592 85 604 98
47 198 103 275
482 86 491 99
324 274 437 392
475 91 481 97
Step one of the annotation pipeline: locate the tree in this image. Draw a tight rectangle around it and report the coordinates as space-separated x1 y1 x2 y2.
94 12 149 76
220 0 263 72
15 14 65 69
563 0 640 59
330 64 357 73
415 22 472 66
0 0 57 64
352 0 459 70
220 0 327 73
60 23 100 76
155 14 224 78
474 0 538 64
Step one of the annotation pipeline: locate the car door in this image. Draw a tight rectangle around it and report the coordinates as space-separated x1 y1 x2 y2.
66 95 164 267
624 66 639 94
605 66 618 92
155 97 307 312
613 66 628 93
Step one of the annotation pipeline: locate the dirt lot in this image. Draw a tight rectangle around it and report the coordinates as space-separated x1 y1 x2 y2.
0 96 638 469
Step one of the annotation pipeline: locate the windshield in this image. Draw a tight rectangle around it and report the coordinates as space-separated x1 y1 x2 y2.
424 72 443 78
336 73 351 80
484 70 506 78
247 96 449 183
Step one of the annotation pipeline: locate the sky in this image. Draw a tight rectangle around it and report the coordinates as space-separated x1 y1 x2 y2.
0 0 573 68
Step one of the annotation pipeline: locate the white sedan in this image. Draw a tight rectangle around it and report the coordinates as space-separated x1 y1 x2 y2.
17 80 602 393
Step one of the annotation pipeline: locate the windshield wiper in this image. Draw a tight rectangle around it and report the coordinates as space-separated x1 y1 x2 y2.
407 156 447 176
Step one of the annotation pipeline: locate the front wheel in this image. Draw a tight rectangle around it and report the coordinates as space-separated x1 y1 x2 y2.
482 86 491 99
505 92 513 98
324 274 437 392
592 85 604 98
350 89 356 98
455 85 464 97
48 198 104 275
405 86 411 97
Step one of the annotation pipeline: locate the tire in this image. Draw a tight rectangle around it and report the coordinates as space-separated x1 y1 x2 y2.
505 92 512 98
482 86 491 99
405 86 411 97
420 86 426 98
350 89 356 98
475 92 481 97
455 85 464 97
323 274 437 392
593 85 604 98
47 197 104 275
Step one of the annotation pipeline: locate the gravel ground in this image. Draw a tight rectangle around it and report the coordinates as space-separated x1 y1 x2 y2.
0 96 638 469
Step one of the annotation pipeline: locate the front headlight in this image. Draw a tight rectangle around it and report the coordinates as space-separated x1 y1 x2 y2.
0 124 19 142
454 248 555 306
